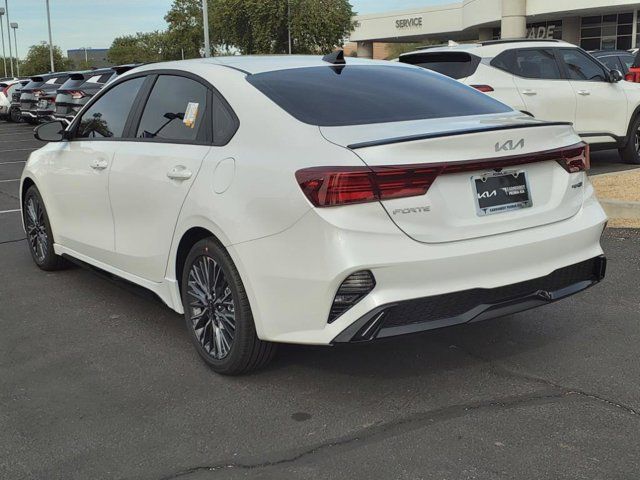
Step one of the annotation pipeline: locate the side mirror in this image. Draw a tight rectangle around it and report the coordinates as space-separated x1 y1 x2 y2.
610 69 623 83
34 120 67 142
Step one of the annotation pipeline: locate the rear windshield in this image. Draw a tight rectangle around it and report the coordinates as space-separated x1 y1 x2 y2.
246 65 510 127
23 80 45 90
59 78 87 90
400 52 481 79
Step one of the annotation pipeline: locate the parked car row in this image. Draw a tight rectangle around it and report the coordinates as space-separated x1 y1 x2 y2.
400 39 640 164
0 64 138 125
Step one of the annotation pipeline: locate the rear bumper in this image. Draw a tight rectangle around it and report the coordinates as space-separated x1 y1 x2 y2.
231 185 607 345
333 255 606 343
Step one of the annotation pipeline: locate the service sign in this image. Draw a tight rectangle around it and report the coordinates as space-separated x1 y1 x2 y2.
395 17 423 29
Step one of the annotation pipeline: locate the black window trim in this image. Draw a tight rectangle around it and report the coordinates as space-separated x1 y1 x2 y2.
67 68 239 146
490 47 566 81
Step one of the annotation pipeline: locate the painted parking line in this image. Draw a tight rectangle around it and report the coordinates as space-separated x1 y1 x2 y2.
0 161 26 165
0 179 20 183
0 139 39 143
0 148 37 153
0 209 20 214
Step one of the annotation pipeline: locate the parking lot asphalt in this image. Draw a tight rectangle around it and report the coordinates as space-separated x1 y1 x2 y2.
1 121 639 480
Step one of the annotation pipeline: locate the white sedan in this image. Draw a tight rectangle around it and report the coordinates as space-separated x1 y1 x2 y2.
22 54 607 374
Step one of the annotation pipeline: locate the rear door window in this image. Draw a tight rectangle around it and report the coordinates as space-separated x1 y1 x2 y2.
135 75 208 142
492 49 563 79
399 52 481 79
247 65 512 127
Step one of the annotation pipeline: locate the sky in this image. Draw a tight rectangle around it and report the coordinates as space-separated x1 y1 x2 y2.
1 0 451 59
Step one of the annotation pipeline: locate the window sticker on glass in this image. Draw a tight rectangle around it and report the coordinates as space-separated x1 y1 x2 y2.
184 102 199 128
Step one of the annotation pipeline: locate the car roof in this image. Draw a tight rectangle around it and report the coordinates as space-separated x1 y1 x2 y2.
401 39 574 59
130 55 405 76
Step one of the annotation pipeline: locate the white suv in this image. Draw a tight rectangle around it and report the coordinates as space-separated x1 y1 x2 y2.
401 39 640 164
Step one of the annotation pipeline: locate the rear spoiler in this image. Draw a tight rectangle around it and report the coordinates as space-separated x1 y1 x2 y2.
347 122 574 150
112 63 143 75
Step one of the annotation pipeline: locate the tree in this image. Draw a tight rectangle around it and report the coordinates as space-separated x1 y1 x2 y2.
164 0 354 55
108 31 180 65
164 0 204 58
20 44 74 76
385 42 433 60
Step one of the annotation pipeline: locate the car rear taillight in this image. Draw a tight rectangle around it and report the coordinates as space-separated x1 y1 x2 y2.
296 142 589 208
69 90 86 99
555 143 590 173
295 166 441 207
1 85 10 97
471 84 494 92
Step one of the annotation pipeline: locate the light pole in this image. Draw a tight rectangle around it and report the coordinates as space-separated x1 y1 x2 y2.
9 21 16 76
4 0 12 77
45 0 54 72
0 8 6 77
202 0 211 57
287 0 292 54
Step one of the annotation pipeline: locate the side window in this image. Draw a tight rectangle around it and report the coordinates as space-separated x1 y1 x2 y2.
492 49 562 79
75 76 145 139
136 75 207 142
620 55 635 72
212 95 237 145
598 56 623 72
559 49 608 81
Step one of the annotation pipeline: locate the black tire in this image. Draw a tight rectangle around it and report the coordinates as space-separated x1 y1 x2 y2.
22 185 66 271
9 107 22 123
181 238 277 375
619 116 640 165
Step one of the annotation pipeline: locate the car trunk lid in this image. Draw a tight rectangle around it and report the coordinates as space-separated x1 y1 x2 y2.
320 115 586 244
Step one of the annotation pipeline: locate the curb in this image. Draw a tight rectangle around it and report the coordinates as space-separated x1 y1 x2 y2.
600 199 640 219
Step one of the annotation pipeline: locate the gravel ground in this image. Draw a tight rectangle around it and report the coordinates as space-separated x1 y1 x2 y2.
592 170 640 202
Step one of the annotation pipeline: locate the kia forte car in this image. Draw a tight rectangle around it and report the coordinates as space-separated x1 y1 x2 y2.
22 54 607 374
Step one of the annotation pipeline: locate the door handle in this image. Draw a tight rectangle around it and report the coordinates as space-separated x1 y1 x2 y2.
521 89 537 96
167 166 192 181
577 90 591 96
90 159 108 170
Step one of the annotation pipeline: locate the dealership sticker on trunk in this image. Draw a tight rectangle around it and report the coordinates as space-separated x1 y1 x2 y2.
473 170 532 216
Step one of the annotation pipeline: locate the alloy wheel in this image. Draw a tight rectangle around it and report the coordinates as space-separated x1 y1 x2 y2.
25 196 48 263
187 255 236 359
635 128 640 154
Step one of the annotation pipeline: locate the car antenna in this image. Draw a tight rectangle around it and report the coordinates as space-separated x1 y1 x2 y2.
322 49 346 65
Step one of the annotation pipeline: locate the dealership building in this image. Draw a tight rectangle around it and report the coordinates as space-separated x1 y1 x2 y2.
350 0 640 57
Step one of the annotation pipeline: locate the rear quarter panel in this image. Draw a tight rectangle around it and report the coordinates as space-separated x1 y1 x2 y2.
465 63 528 113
